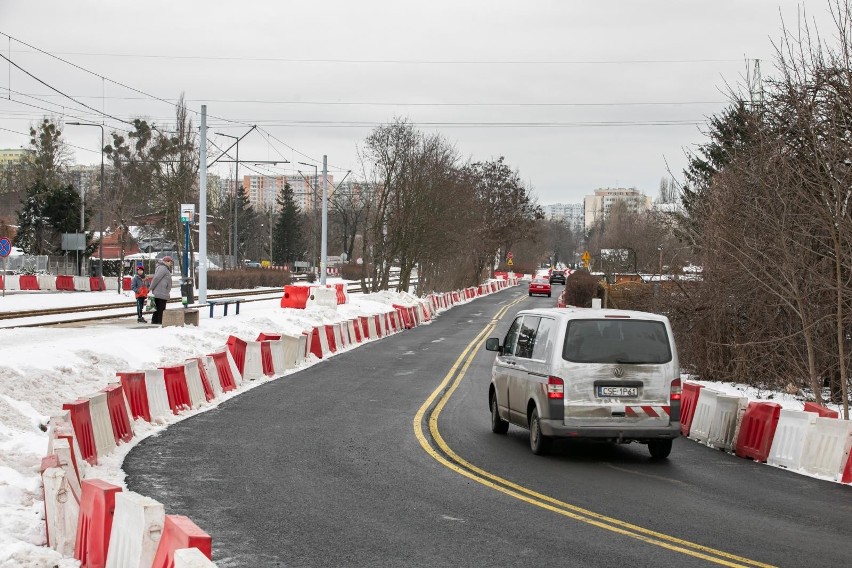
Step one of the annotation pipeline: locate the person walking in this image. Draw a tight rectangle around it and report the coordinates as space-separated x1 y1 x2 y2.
148 256 174 325
130 264 149 323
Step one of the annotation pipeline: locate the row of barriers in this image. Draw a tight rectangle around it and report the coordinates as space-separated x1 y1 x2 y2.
38 277 517 566
679 381 852 483
0 274 107 291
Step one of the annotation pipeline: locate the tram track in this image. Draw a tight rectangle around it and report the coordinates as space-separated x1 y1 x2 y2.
0 279 409 328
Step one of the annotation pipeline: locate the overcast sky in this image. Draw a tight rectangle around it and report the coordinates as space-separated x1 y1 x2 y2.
0 1 841 205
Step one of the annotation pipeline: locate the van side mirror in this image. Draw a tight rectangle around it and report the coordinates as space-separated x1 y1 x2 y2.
485 337 502 352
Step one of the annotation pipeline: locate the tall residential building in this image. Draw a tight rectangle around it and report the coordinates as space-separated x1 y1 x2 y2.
544 203 584 232
242 173 334 212
583 187 652 231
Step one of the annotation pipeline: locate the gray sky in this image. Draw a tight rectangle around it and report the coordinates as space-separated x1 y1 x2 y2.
0 1 840 205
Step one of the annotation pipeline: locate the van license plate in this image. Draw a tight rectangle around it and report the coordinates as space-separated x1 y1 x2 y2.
597 386 638 397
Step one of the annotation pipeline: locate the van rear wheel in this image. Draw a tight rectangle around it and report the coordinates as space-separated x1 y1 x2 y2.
648 439 673 459
490 393 509 434
529 407 551 455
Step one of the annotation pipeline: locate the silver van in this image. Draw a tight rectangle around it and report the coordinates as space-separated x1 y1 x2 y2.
485 307 682 458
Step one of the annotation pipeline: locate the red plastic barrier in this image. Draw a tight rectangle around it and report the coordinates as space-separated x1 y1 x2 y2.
151 515 212 568
842 451 852 484
308 328 323 358
89 276 103 291
734 402 781 462
394 305 414 329
325 325 337 353
74 479 122 568
56 275 75 291
160 365 191 415
359 317 370 339
0 275 3 290
334 283 347 305
803 401 839 418
257 332 281 341
209 352 237 392
121 276 131 291
351 319 362 343
102 384 133 444
63 399 97 465
386 313 395 334
280 285 312 309
226 335 247 376
374 315 383 338
54 426 83 485
190 358 215 402
19 274 39 290
259 341 275 376
680 382 704 436
117 372 151 422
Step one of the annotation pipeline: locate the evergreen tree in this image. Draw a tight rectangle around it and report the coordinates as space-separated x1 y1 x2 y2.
15 180 81 254
273 181 305 265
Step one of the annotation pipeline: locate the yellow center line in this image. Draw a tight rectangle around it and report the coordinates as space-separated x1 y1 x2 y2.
413 294 775 568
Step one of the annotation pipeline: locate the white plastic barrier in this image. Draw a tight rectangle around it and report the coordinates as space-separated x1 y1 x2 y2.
768 409 817 470
50 437 82 502
333 323 345 350
42 467 79 556
105 491 165 568
175 547 218 567
801 417 852 480
88 391 117 460
279 335 301 370
37 274 57 291
346 320 359 344
689 388 720 444
297 334 308 364
144 369 172 424
183 359 208 408
306 286 338 309
706 395 748 451
4 274 20 290
232 341 258 380
199 356 223 397
268 339 286 374
366 316 378 340
73 276 91 291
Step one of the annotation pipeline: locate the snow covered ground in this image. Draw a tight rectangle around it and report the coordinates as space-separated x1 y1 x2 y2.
0 282 846 566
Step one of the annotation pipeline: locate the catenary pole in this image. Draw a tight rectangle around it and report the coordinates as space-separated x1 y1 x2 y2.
320 155 328 285
199 105 207 303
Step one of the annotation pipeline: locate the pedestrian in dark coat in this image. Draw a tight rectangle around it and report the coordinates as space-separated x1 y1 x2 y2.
148 256 174 325
130 265 149 323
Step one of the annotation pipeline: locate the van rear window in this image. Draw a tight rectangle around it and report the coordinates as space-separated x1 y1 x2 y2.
562 319 672 364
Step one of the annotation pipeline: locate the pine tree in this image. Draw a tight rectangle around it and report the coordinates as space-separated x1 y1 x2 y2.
273 181 305 265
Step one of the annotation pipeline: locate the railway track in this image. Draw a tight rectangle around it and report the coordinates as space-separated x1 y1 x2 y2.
0 280 408 328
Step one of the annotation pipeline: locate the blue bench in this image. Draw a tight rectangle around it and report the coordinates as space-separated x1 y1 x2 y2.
206 297 245 318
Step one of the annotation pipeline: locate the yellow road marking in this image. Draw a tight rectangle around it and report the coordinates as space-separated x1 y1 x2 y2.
413 294 775 568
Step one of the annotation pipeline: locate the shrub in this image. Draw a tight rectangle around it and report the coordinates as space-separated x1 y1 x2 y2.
563 270 603 307
206 268 292 290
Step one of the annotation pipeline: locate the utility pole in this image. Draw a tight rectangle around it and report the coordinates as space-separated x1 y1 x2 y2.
67 122 104 278
298 161 319 276
320 155 328 285
213 125 256 268
199 105 208 303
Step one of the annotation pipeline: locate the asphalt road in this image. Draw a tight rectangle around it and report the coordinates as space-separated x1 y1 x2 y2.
124 286 852 567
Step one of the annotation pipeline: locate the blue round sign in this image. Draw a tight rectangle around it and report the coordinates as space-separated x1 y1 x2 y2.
0 237 11 258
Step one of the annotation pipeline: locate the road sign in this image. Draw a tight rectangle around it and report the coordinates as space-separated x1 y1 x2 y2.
507 258 513 266
581 251 591 263
507 251 513 259
0 237 11 258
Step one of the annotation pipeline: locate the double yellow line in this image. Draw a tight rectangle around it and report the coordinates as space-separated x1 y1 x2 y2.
413 296 774 568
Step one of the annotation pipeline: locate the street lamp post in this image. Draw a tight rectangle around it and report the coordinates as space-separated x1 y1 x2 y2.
67 122 104 278
216 132 240 269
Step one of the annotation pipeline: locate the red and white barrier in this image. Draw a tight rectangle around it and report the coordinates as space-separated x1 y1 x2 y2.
89 391 118 461
73 276 91 291
105 491 165 568
306 286 338 309
160 365 192 415
735 402 782 463
182 359 211 408
38 274 57 291
144 369 172 423
688 388 719 444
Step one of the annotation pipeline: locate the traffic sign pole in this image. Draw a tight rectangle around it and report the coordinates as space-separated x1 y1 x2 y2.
0 237 11 298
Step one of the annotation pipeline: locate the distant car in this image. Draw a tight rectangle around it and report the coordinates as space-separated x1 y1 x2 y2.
245 261 262 268
528 277 551 297
549 270 566 285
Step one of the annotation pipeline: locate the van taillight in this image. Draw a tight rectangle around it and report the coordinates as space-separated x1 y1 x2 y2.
547 376 564 399
670 378 682 401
